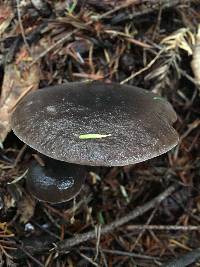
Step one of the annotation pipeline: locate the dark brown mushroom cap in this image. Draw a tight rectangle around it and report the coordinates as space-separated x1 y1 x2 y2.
11 81 179 166
26 158 85 203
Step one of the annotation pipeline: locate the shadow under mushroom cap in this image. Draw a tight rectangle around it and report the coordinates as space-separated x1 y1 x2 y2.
11 81 179 166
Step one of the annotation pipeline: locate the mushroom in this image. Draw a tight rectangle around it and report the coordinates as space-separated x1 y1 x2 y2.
11 81 179 202
26 156 85 203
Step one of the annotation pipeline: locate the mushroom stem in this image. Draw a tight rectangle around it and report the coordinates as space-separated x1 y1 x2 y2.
26 155 86 204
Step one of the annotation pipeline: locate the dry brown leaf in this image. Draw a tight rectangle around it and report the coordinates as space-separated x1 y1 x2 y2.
3 194 16 210
0 4 13 36
18 194 36 223
191 24 200 86
0 47 40 143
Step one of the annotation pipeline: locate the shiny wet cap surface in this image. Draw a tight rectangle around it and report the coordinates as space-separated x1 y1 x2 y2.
26 158 85 203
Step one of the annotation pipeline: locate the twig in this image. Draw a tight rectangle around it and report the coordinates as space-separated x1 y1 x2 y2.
179 68 200 86
78 251 98 266
104 30 151 48
94 225 101 261
126 225 200 231
13 144 27 167
27 0 189 70
92 0 140 20
28 0 188 67
162 248 200 267
29 29 78 67
94 0 188 23
16 0 31 54
120 48 164 84
56 184 178 252
18 245 45 267
100 249 109 267
9 85 34 113
80 246 159 260
191 24 200 89
92 0 183 21
131 207 158 250
7 169 28 185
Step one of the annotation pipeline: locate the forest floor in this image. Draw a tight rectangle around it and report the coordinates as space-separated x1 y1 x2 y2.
0 0 200 266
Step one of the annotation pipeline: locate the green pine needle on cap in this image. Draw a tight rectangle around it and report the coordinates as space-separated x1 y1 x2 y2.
79 133 112 139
